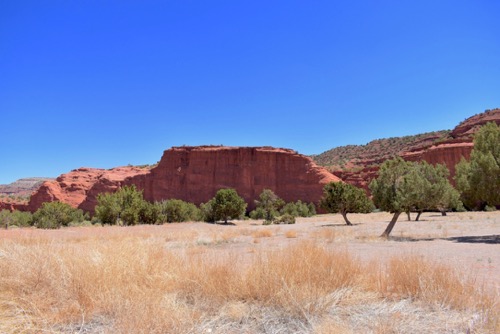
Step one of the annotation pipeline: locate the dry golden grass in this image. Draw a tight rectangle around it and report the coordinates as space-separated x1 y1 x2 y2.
0 219 498 333
251 228 273 238
285 230 298 238
311 227 336 242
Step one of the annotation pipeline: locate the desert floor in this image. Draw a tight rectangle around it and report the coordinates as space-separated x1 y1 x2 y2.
0 211 499 333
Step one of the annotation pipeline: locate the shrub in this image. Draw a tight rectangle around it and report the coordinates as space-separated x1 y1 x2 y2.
139 201 160 224
199 199 216 223
32 202 86 229
273 214 296 224
155 199 201 223
95 185 147 226
0 210 33 228
250 189 284 221
280 200 316 217
12 210 33 227
249 207 267 220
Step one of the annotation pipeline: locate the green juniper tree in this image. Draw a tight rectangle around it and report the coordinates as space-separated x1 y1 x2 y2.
371 157 463 237
250 189 284 221
32 201 86 229
455 122 500 210
211 188 247 224
95 185 147 225
320 182 373 225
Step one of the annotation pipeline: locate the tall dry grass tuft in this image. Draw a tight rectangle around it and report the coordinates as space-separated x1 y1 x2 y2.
383 256 478 307
0 227 498 333
251 229 273 238
244 241 363 319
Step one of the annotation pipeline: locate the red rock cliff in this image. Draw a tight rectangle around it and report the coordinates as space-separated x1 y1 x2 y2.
28 167 150 213
137 146 340 209
27 146 340 213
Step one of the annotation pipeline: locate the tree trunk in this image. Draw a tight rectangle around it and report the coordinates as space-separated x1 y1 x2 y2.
415 211 422 221
380 212 401 238
406 211 411 221
441 211 447 216
341 212 352 226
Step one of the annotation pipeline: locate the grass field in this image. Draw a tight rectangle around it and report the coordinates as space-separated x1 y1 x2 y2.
0 211 498 333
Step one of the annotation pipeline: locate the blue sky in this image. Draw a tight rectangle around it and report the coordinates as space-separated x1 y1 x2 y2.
1 0 499 184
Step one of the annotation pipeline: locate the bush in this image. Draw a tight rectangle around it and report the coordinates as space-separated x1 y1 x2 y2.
68 220 93 227
251 189 284 221
32 202 86 229
273 214 296 224
280 200 316 217
139 201 159 224
199 200 216 223
95 185 147 226
155 199 201 223
12 210 33 227
249 207 267 220
0 210 33 228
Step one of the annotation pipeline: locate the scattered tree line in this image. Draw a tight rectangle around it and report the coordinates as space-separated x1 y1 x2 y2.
0 123 497 239
0 187 314 229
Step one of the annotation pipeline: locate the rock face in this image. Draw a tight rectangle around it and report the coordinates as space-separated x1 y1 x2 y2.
400 141 473 178
451 109 500 138
138 146 339 209
316 108 500 191
27 167 151 213
27 147 340 213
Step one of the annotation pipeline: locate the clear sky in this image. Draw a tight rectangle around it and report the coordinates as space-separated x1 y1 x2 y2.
1 0 499 184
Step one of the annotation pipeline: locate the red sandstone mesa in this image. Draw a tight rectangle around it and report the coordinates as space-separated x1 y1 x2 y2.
27 146 341 213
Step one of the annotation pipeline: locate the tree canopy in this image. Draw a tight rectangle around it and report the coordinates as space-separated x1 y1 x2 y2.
455 122 500 210
249 189 285 221
370 157 461 237
32 201 86 229
320 181 373 225
401 161 462 220
94 185 154 225
211 188 247 224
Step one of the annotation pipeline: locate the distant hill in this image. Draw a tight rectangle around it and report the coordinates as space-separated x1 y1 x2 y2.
0 177 54 200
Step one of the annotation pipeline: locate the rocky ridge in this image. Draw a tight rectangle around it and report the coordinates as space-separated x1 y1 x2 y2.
312 108 500 190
